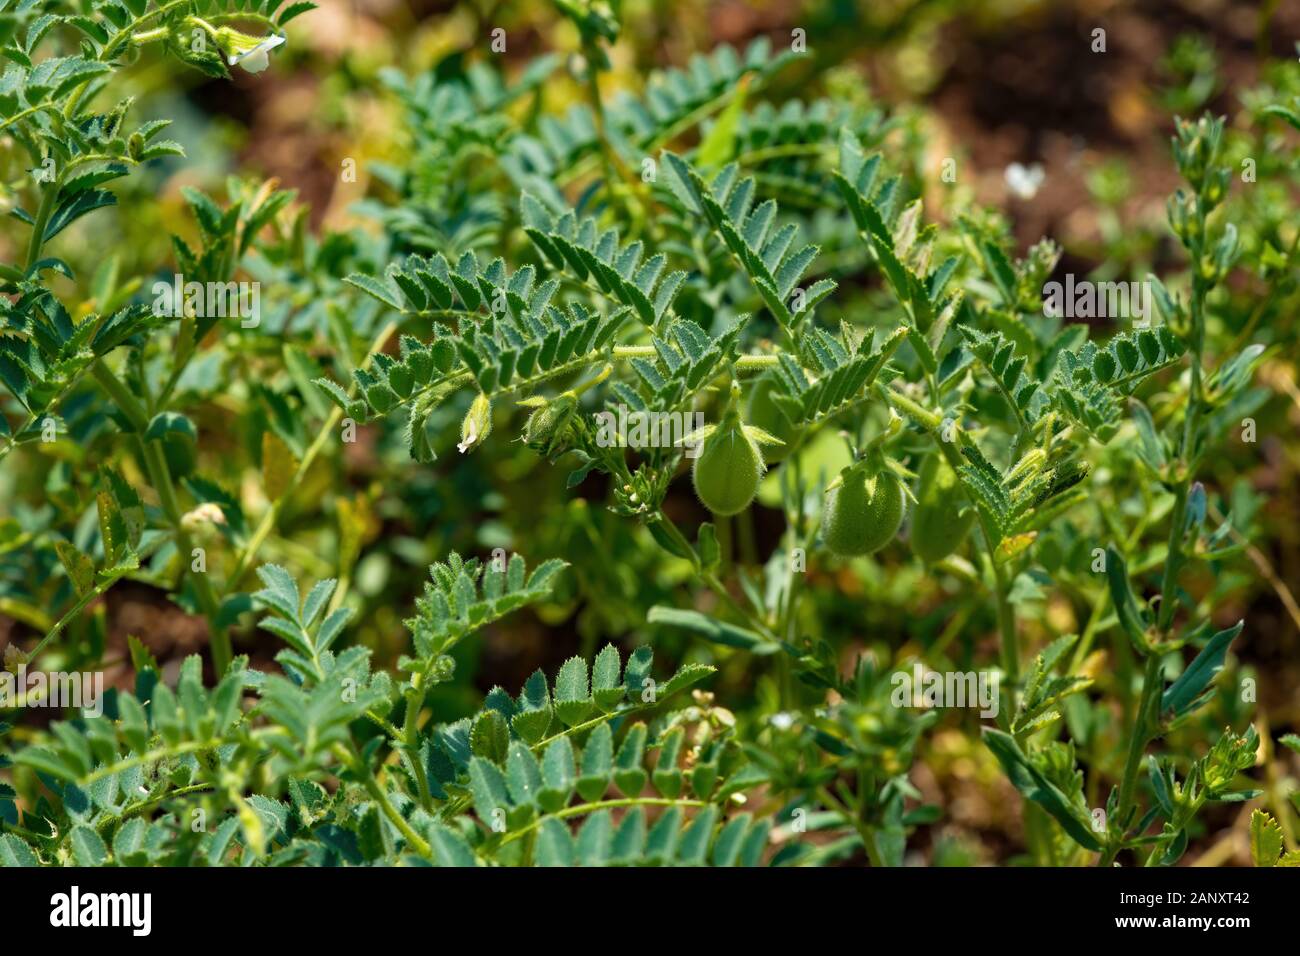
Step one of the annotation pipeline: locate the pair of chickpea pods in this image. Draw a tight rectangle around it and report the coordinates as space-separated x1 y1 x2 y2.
691 378 973 562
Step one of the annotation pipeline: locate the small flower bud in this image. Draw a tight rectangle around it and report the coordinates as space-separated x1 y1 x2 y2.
430 655 456 683
181 502 226 531
522 392 578 456
458 393 492 454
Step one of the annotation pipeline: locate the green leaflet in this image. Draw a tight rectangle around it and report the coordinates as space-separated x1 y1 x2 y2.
983 729 1102 852
554 656 596 727
663 152 835 328
1012 635 1093 735
577 723 614 801
647 606 780 655
1104 546 1152 654
461 641 715 765
404 551 568 661
1161 622 1243 720
69 825 108 866
0 834 41 867
1249 810 1283 867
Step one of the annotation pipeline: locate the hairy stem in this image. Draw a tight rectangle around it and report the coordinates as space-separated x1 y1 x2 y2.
333 743 432 860
404 682 434 811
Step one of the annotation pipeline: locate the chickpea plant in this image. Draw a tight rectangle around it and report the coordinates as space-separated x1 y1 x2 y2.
1 1 1295 867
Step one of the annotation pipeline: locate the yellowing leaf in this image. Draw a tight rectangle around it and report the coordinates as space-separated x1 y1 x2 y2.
336 494 370 576
55 540 95 597
997 532 1037 562
262 431 297 503
1249 809 1283 867
695 75 750 169
96 490 128 565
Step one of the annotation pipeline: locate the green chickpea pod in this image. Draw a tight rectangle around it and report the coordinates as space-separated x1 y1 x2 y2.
823 454 906 557
691 382 783 516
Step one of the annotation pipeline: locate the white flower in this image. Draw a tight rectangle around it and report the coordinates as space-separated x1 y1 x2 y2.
228 34 285 74
1004 162 1045 201
458 393 492 454
181 502 227 531
769 711 796 731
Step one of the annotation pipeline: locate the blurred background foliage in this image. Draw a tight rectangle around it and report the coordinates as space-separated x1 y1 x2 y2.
2 0 1299 864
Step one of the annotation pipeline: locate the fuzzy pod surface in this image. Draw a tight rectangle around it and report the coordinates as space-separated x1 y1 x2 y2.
823 466 905 556
746 374 799 463
692 418 765 516
523 392 578 456
910 453 975 563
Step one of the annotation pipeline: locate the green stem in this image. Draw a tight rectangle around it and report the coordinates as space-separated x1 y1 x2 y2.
648 511 699 568
404 682 433 811
130 26 169 44
90 360 226 670
648 507 778 641
140 437 223 640
704 572 776 639
1103 652 1163 865
817 785 885 867
986 537 1019 687
27 567 134 664
1155 484 1189 633
578 39 646 230
0 103 58 133
99 0 192 60
24 182 59 272
333 743 432 860
79 733 269 786
364 710 403 740
96 783 212 834
1067 585 1111 674
90 358 147 429
1156 264 1207 632
225 407 343 589
1104 169 1219 864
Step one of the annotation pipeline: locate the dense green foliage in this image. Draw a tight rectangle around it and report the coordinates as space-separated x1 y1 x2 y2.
2 0 1299 867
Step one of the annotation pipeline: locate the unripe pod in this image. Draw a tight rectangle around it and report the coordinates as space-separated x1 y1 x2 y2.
910 453 974 563
522 392 577 456
823 464 904 557
692 414 764 517
519 365 609 459
746 374 799 463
